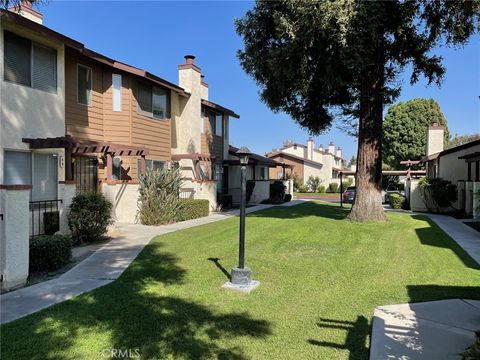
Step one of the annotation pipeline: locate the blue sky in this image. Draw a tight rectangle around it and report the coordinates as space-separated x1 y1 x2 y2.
41 1 479 160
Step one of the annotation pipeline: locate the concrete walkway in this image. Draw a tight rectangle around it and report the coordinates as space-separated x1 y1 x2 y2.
370 214 480 359
1 201 303 324
370 299 480 359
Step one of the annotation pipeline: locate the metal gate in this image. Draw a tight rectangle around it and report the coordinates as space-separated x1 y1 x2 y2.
73 156 98 194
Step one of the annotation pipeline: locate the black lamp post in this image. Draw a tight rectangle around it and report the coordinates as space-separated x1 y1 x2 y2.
230 146 254 286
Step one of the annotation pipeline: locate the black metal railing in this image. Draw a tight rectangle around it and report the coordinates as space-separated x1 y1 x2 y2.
29 199 63 238
179 188 195 200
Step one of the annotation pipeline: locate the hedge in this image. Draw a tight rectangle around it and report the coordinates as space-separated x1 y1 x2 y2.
328 183 338 193
317 185 326 193
29 235 72 273
389 193 406 209
179 199 210 221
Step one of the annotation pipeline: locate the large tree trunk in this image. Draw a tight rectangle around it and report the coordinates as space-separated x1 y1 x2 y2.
348 6 386 222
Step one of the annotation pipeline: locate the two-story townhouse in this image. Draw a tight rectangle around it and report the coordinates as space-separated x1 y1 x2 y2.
266 138 347 187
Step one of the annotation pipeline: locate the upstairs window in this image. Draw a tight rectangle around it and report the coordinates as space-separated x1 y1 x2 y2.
77 64 92 106
112 74 122 111
135 82 169 120
4 31 57 93
200 109 205 133
208 111 223 136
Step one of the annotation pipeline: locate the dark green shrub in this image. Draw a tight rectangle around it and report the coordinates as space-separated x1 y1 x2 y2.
137 168 184 225
418 177 457 211
297 184 308 193
306 176 321 192
68 193 114 244
246 180 256 204
389 193 406 209
328 183 338 193
317 185 326 193
29 235 72 273
218 193 233 209
339 182 350 192
270 181 286 203
284 194 292 202
179 199 209 221
43 211 59 235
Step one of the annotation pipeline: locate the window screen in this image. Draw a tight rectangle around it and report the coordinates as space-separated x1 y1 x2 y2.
152 87 167 119
77 65 92 105
112 74 122 111
215 114 223 136
112 157 122 180
4 31 31 86
32 153 58 201
32 43 57 93
136 82 152 114
4 150 32 185
200 109 205 133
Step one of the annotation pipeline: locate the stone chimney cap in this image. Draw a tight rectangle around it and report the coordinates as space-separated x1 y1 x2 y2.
329 141 334 145
429 122 444 130
184 55 196 64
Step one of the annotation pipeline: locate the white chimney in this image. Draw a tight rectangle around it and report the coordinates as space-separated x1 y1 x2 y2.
319 144 324 153
426 122 444 156
307 137 314 160
328 142 335 155
8 1 43 24
336 147 342 159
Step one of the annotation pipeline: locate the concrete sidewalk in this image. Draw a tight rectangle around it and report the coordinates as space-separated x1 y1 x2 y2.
370 299 480 359
370 214 480 359
1 200 303 324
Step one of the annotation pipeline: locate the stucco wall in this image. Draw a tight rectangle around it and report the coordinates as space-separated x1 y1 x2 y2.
250 181 270 204
0 189 30 290
303 162 324 186
438 144 480 184
0 22 65 184
102 183 140 223
190 181 217 212
58 183 76 234
282 146 307 159
408 178 428 212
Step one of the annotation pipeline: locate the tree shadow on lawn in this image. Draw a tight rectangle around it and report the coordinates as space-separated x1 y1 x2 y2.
407 284 480 303
249 202 350 221
412 215 480 270
308 316 370 360
1 242 271 360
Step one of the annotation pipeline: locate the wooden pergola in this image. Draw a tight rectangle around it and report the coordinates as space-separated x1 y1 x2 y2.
23 136 149 181
171 153 216 181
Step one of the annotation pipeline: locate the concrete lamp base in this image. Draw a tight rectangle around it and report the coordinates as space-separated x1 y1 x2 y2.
222 267 260 293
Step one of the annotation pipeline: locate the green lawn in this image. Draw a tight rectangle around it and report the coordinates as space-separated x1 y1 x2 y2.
2 202 479 360
294 192 340 198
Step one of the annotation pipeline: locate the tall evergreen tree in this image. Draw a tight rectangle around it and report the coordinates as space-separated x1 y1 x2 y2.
236 0 479 221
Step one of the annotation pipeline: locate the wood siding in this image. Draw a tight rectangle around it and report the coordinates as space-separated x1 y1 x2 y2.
65 52 171 180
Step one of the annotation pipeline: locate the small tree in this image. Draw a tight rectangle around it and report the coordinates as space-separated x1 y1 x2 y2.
418 177 457 212
306 176 321 193
137 167 184 225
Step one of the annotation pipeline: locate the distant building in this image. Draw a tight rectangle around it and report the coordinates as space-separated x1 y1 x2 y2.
265 138 348 186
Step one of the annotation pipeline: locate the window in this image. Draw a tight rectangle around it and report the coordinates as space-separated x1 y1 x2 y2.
4 31 57 92
135 82 169 120
259 167 268 180
4 150 31 185
77 64 92 105
215 114 222 136
207 111 223 136
4 151 58 200
200 109 205 133
112 157 122 180
137 159 165 176
112 74 122 111
215 165 223 192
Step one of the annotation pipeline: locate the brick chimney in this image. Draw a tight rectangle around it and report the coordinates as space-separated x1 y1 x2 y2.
336 147 342 159
328 142 335 155
8 0 43 24
307 137 314 160
426 122 444 156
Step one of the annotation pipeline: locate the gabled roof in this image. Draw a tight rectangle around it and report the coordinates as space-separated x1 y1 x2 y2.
201 100 240 119
421 139 480 163
266 151 323 168
228 146 277 167
1 10 188 97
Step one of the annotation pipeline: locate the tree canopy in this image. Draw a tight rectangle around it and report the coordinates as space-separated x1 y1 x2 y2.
236 0 479 221
383 99 450 169
449 133 480 148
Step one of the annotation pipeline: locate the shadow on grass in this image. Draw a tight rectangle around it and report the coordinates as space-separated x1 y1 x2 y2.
1 242 271 360
412 215 480 270
308 316 370 360
207 257 231 280
407 285 480 303
249 202 350 221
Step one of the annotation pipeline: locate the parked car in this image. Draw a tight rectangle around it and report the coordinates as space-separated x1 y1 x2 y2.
384 184 405 203
342 186 356 203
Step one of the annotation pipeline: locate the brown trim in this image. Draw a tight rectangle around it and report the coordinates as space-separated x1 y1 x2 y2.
0 184 32 190
201 99 240 119
102 180 140 185
59 180 76 185
458 152 480 163
201 81 209 88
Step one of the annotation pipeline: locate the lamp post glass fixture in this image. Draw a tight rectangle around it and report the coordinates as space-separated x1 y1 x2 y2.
225 146 259 291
